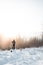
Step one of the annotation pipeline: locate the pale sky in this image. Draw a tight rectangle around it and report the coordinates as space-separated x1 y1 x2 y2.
0 0 43 38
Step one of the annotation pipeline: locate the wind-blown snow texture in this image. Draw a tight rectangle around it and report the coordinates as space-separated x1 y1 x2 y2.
0 47 43 65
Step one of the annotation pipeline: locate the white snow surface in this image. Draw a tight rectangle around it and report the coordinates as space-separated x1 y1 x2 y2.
0 47 43 65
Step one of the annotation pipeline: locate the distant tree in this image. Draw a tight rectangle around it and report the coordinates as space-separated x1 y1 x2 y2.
41 32 43 44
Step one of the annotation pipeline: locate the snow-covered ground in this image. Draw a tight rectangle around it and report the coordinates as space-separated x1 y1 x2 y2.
0 47 43 65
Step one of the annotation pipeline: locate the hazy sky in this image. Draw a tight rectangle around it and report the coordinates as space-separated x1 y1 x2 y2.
0 0 43 38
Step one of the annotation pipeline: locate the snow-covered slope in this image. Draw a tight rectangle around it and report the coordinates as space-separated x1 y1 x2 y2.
0 47 43 65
